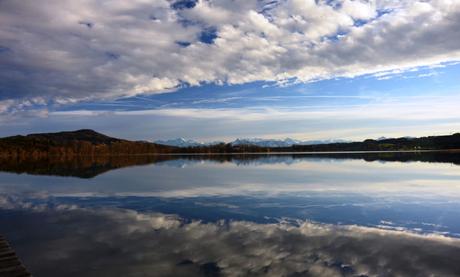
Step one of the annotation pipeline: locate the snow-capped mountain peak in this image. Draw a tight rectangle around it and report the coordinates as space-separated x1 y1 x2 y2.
154 138 223 147
231 138 349 147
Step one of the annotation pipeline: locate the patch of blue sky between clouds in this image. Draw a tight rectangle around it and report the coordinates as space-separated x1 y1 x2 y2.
198 27 218 44
56 62 460 113
171 0 198 10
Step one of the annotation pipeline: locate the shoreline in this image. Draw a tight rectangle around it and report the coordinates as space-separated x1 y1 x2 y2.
2 149 460 159
158 149 460 156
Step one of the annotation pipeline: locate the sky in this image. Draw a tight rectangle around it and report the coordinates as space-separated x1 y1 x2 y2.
1 0 460 141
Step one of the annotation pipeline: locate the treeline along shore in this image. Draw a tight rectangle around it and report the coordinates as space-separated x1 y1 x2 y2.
1 129 460 158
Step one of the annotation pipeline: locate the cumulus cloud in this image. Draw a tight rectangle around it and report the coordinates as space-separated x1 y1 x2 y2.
1 198 460 277
1 0 460 107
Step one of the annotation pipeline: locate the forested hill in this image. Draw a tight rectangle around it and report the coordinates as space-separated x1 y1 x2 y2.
1 129 460 158
0 129 177 157
24 129 121 144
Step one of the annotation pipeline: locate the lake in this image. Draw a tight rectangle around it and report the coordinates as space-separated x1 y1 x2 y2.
1 152 460 276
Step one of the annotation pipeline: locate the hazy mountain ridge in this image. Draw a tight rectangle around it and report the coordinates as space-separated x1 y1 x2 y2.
231 138 349 147
155 137 349 148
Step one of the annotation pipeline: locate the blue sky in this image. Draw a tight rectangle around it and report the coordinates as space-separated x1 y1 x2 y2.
1 0 460 141
64 62 460 112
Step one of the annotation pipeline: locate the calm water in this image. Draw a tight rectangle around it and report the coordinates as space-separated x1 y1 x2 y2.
1 152 460 276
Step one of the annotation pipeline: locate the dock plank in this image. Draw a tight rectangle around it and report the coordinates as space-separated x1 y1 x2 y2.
0 236 31 277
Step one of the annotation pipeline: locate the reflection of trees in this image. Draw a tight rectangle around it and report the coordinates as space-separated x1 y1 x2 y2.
0 151 459 179
0 155 162 178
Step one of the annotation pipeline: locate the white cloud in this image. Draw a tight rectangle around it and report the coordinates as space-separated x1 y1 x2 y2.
341 0 376 20
1 0 460 106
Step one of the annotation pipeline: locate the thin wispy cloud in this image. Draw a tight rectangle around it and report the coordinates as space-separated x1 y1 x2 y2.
50 94 460 122
0 94 453 141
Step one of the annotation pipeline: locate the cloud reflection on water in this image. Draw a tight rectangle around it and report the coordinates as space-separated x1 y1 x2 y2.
1 197 460 277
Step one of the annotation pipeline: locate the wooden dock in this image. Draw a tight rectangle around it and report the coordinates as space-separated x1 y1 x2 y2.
0 235 31 277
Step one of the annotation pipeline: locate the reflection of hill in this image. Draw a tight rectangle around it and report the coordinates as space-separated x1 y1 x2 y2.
300 151 460 165
0 151 459 179
0 155 167 178
151 151 460 167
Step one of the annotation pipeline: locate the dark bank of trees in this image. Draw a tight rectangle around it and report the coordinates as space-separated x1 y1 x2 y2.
1 129 460 159
289 133 460 152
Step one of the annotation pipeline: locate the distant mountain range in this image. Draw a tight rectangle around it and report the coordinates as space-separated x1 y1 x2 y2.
377 136 415 141
1 129 460 159
155 137 349 148
154 138 224 148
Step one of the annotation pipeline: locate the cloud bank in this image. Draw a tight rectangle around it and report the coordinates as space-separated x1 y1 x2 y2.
1 197 460 277
1 0 460 107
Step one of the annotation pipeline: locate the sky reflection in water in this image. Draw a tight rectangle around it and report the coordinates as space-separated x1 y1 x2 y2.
1 153 460 276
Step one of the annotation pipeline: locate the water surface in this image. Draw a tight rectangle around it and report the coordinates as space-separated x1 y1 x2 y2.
1 152 460 276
